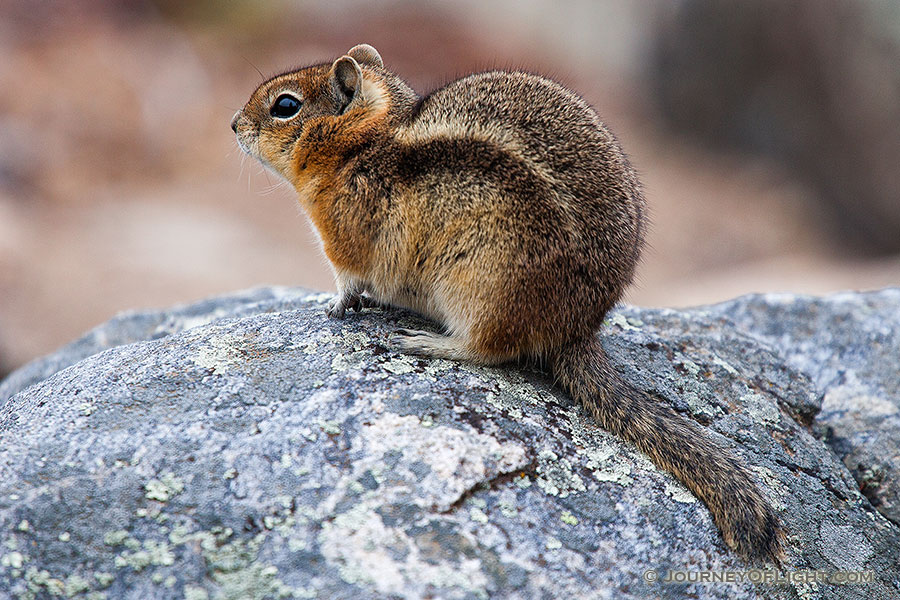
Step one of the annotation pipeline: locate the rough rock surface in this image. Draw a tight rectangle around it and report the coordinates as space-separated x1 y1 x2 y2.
709 290 900 528
1 287 898 599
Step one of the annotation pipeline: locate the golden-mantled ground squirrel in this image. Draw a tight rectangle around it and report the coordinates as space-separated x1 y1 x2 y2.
233 44 782 563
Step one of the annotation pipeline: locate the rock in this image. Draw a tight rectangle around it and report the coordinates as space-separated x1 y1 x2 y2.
0 287 304 409
709 289 900 527
1 287 898 599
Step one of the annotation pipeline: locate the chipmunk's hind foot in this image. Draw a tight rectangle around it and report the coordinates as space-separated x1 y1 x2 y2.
389 328 505 364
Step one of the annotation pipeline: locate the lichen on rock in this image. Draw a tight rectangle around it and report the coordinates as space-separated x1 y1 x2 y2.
1 286 899 599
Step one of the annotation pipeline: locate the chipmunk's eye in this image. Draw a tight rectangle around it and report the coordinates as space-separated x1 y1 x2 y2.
270 94 301 119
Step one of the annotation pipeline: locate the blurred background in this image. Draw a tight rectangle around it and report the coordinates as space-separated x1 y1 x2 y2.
2 0 899 378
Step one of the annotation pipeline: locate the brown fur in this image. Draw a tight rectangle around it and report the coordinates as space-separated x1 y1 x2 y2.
233 44 783 563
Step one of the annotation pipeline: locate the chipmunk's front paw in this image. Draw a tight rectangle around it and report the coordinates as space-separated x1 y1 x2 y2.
326 292 356 319
326 290 378 319
326 300 345 319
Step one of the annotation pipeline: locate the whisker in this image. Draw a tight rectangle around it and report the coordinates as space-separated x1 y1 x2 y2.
259 180 288 196
241 55 265 81
236 150 248 183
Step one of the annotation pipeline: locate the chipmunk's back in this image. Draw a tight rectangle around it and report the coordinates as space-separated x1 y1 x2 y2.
394 71 646 324
402 71 640 205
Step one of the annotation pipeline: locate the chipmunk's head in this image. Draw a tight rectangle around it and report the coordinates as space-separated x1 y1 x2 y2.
232 44 408 183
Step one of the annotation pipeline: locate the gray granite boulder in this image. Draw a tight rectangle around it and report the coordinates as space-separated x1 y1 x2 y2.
709 290 900 528
1 287 898 599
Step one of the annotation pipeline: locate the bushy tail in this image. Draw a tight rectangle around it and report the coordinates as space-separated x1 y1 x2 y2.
550 335 782 564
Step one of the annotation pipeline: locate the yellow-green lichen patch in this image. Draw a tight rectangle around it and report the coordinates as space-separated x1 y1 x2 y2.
167 526 292 600
751 465 790 511
579 441 635 486
331 350 371 373
514 474 532 489
483 392 523 420
338 330 373 352
493 377 552 411
318 420 342 435
382 356 416 375
144 472 185 502
677 358 700 377
663 481 697 504
16 520 29 532
297 330 336 355
608 313 641 332
469 507 489 524
498 498 518 518
113 539 175 571
535 450 586 498
206 537 293 600
126 536 146 550
560 511 578 526
422 359 455 380
457 364 505 391
192 332 247 375
103 530 131 547
1 551 25 569
64 573 91 596
184 584 210 600
680 391 718 420
287 538 307 552
740 392 781 426
592 463 633 487
301 292 333 305
22 566 66 597
545 537 562 550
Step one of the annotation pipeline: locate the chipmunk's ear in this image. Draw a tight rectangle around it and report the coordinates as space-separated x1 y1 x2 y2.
347 44 383 69
330 55 363 114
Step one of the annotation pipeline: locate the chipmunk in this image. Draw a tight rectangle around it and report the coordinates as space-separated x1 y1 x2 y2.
232 43 782 563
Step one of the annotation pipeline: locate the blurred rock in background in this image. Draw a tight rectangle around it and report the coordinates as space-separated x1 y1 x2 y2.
651 0 900 254
1 0 898 378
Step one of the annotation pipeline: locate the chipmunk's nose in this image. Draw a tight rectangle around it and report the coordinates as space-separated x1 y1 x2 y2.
230 111 240 133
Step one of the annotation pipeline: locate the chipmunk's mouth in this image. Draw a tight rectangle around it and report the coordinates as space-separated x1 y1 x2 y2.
234 131 259 159
231 110 296 183
231 111 261 159
234 133 258 158
234 133 291 185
